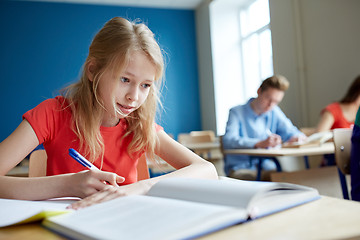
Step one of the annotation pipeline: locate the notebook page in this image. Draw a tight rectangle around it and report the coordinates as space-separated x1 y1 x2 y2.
147 178 280 208
43 195 247 240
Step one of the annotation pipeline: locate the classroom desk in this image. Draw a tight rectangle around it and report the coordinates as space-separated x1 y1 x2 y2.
199 196 360 240
223 142 351 199
224 142 334 169
223 142 334 157
1 196 359 240
181 139 220 152
223 142 336 181
181 138 222 162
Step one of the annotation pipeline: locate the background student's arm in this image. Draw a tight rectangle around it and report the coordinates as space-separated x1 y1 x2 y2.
316 110 335 132
222 109 260 149
0 120 122 200
273 107 305 143
70 130 218 209
224 108 281 149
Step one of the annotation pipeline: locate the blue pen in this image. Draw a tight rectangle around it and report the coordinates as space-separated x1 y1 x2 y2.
69 148 99 170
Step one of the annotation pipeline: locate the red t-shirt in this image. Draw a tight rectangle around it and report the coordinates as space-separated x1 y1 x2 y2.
322 102 354 130
23 96 163 184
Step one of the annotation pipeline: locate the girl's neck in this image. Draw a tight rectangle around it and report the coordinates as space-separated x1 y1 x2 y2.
340 102 359 122
101 115 121 127
341 101 360 110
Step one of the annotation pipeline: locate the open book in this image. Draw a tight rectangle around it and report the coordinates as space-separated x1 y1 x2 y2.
0 197 77 227
39 178 320 240
282 131 333 148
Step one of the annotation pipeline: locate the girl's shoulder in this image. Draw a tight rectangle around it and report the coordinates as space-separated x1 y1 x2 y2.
327 102 340 108
22 96 73 142
23 96 72 121
36 96 71 112
322 102 341 115
42 96 68 107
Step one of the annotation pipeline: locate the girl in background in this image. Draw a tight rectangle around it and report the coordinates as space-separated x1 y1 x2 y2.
316 75 360 132
316 75 360 166
0 17 218 206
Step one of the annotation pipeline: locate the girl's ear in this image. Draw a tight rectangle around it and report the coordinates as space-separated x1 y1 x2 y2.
87 60 96 82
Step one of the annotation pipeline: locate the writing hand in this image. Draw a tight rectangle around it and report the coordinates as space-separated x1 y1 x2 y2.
66 169 125 199
69 180 152 210
255 134 282 148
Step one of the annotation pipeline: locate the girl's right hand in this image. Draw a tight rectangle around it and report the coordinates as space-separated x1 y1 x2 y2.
65 170 125 198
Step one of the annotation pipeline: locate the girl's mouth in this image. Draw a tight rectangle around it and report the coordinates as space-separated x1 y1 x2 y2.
117 104 134 115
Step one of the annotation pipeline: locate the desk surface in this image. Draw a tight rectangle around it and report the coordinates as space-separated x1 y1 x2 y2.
181 140 220 151
200 196 360 240
224 142 334 157
1 196 359 240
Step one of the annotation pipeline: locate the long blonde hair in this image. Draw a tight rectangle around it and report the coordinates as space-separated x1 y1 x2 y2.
62 17 164 164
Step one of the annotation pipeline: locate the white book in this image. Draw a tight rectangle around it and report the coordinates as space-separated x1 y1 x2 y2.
39 178 320 240
0 197 77 227
282 131 333 148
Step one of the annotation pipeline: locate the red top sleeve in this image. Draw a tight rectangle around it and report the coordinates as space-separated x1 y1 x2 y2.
322 102 354 129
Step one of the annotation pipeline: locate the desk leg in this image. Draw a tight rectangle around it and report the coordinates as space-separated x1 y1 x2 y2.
273 157 282 172
256 158 263 181
256 157 282 181
304 156 310 169
338 168 350 200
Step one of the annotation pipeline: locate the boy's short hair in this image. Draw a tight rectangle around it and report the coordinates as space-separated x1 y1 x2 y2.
259 75 289 92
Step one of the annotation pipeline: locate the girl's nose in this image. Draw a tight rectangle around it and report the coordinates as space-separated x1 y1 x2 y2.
126 86 139 101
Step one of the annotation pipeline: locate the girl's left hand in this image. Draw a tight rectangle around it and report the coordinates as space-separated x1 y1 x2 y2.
69 180 152 209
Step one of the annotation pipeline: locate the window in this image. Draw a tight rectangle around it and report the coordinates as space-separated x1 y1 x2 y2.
239 0 273 100
210 0 273 135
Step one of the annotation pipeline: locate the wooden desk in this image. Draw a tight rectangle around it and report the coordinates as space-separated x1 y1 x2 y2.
223 142 335 181
224 142 350 199
0 223 65 240
223 142 334 157
6 159 29 177
181 139 220 152
181 138 222 162
199 196 360 240
1 196 359 240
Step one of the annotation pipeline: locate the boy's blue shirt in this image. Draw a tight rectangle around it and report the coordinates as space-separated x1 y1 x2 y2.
222 98 302 174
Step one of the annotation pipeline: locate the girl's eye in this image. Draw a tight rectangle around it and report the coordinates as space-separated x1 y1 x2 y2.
142 83 151 89
121 77 129 83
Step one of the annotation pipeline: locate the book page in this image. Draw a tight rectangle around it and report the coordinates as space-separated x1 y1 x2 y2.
247 188 320 219
245 182 320 218
43 195 248 240
147 178 284 209
306 131 333 143
0 198 77 227
42 180 320 239
282 131 333 148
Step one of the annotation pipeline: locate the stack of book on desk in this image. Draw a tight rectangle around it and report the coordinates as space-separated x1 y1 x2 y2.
0 178 320 239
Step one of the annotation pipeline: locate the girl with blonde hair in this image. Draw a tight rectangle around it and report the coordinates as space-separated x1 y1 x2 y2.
0 17 217 207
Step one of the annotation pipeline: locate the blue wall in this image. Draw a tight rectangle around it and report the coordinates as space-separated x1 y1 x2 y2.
0 0 201 141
